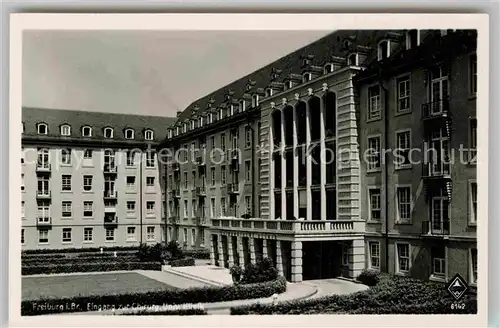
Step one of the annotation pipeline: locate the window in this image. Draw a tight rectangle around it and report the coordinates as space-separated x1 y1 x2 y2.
221 133 226 151
125 128 134 139
368 85 381 119
21 201 25 218
367 136 381 171
378 40 389 60
146 201 155 214
184 200 189 217
211 198 216 217
192 199 197 217
431 246 446 278
62 228 72 243
397 76 411 113
127 227 136 241
83 201 93 217
342 243 349 266
82 126 92 137
21 229 25 244
470 54 477 94
211 167 216 186
210 136 215 149
183 172 188 189
265 88 273 98
199 117 203 127
38 229 49 244
62 201 72 218
127 201 136 212
61 175 72 191
183 228 188 244
285 81 293 90
470 118 477 163
406 29 419 49
369 188 381 221
37 123 48 135
245 161 251 181
470 248 478 284
61 149 72 165
245 126 252 148
302 72 312 83
221 197 226 216
396 130 411 168
146 152 155 167
84 227 93 242
396 243 410 273
37 200 50 223
191 228 196 245
126 176 136 189
21 174 24 191
147 226 155 241
396 186 411 222
83 175 92 191
252 94 259 108
221 166 226 184
192 171 196 189
369 242 380 269
37 176 50 196
60 124 71 136
104 127 113 138
145 129 154 140
245 196 252 215
126 151 135 166
324 63 334 74
105 228 115 242
83 149 93 160
146 176 155 187
348 53 358 66
470 181 477 223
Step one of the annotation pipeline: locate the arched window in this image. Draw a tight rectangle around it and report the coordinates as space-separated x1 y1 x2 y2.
125 128 134 139
145 129 154 140
60 124 71 136
324 63 334 74
378 40 390 60
265 88 273 98
82 126 92 137
183 124 187 133
302 72 312 83
252 94 259 108
104 127 113 139
285 81 293 90
348 53 358 66
208 113 213 124
239 100 246 112
167 129 172 139
199 117 203 127
191 120 195 130
37 123 48 135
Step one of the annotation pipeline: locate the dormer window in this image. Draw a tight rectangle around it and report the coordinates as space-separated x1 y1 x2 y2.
324 63 334 74
285 81 293 90
37 123 48 135
378 40 390 61
406 29 419 49
82 126 92 137
265 88 273 98
302 72 312 83
176 126 180 135
229 105 235 116
168 130 172 139
199 117 203 127
219 108 224 120
183 124 187 133
191 120 195 130
145 129 154 140
60 124 71 136
252 94 259 108
348 53 358 66
125 128 134 139
208 113 213 124
103 127 113 139
239 100 246 112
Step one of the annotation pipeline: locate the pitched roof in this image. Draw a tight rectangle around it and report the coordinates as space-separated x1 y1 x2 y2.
173 29 399 123
22 107 176 142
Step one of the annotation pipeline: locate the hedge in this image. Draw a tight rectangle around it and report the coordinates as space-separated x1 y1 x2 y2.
22 261 162 275
22 256 139 267
21 254 66 260
22 246 139 255
230 274 477 315
169 257 195 267
183 250 210 260
22 276 287 316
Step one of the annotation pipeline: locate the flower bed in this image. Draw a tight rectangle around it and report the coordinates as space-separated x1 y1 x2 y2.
22 276 287 316
22 261 161 275
230 272 477 315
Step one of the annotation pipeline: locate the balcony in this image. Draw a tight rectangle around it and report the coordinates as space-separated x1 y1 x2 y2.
36 217 52 227
36 190 51 199
103 190 118 199
196 185 206 197
211 217 365 239
103 163 117 174
168 216 180 225
422 219 450 236
422 162 451 180
36 162 51 173
194 217 208 226
104 203 117 213
104 215 118 226
421 99 450 121
227 183 239 194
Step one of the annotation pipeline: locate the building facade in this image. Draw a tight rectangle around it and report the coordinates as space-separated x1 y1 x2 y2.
21 108 176 250
159 29 477 284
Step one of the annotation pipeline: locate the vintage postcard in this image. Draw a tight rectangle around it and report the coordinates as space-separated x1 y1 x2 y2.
9 13 488 327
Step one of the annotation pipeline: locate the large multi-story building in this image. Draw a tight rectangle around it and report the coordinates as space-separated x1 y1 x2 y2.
160 29 477 284
21 107 176 250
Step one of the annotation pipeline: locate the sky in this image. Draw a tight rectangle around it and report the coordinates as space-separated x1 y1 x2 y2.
23 30 330 118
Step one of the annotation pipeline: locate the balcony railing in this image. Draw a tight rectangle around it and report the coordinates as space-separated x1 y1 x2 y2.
36 190 51 199
168 216 180 225
227 183 239 194
103 190 117 199
36 217 52 227
422 162 451 179
36 162 51 172
211 217 365 235
103 163 117 173
421 99 450 120
104 215 118 225
422 219 450 236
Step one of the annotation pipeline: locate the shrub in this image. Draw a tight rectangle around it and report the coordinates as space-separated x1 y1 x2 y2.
241 257 278 284
22 276 287 316
22 261 161 275
356 269 381 286
165 241 184 260
169 257 195 267
183 249 210 260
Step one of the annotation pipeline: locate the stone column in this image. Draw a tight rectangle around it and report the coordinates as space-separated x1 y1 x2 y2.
305 101 312 221
249 237 256 264
227 235 234 268
237 236 245 268
291 241 303 282
209 234 216 266
281 110 287 219
276 240 284 276
293 102 299 219
269 123 275 220
217 234 224 267
262 238 268 259
319 94 327 220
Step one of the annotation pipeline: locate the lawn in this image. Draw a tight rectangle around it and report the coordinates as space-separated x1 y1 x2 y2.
22 272 176 301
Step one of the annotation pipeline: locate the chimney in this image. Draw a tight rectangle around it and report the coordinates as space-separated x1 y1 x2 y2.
176 111 183 118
